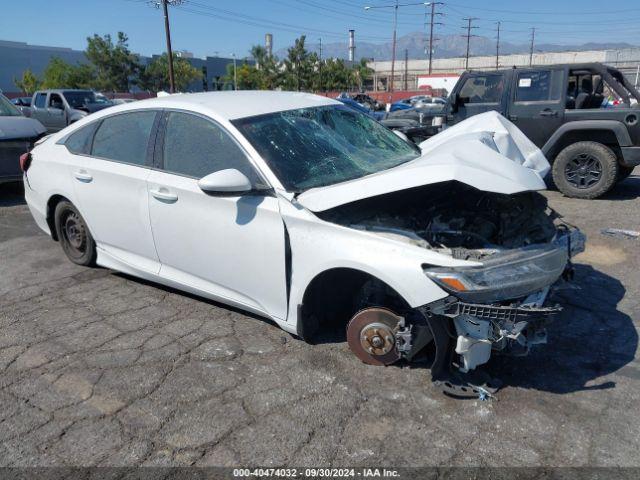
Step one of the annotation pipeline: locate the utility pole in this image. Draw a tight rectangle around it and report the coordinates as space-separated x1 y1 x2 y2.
390 0 399 92
318 37 323 92
231 53 237 91
404 48 408 91
529 27 536 66
462 18 478 70
365 2 429 93
495 21 501 70
426 2 444 75
150 1 184 93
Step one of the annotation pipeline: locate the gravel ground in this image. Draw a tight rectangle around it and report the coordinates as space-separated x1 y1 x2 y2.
0 174 638 469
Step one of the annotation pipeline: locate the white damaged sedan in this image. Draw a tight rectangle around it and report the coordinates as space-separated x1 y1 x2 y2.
22 92 584 397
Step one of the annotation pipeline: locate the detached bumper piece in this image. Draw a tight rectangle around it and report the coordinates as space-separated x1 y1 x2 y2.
415 292 562 400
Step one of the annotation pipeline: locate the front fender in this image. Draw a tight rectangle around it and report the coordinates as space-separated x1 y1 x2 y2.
279 199 468 332
542 120 632 157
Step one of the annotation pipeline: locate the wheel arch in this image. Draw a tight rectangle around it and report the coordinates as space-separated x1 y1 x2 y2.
542 121 631 161
296 266 410 343
46 194 71 241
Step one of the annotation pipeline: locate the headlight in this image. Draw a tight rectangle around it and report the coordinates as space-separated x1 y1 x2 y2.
423 244 568 303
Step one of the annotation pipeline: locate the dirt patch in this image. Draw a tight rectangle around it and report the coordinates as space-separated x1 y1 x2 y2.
574 243 627 266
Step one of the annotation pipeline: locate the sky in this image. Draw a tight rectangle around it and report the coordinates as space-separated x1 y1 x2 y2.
1 0 640 59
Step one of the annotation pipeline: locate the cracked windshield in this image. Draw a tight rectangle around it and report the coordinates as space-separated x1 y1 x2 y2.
234 105 420 191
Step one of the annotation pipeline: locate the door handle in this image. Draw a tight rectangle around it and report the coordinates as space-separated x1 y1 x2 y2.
508 114 518 121
150 187 178 202
73 170 93 182
539 109 558 117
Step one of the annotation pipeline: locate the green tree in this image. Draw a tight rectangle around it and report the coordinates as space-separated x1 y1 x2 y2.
281 36 317 91
41 57 95 89
140 53 201 92
41 57 76 89
353 58 373 91
250 45 280 90
85 32 140 92
14 69 41 94
320 58 354 92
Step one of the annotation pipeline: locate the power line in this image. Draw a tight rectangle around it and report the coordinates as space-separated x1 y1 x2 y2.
445 1 640 16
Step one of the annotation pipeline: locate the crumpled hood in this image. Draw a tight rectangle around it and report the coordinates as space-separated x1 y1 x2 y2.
297 113 548 213
0 116 46 140
420 110 551 177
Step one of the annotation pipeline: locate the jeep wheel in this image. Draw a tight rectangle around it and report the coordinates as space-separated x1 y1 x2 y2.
617 166 635 183
552 141 618 199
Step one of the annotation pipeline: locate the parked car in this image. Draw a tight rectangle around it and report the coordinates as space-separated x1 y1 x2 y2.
336 96 386 120
0 94 45 184
22 91 584 397
30 89 114 132
389 95 434 112
11 96 32 116
351 93 385 111
440 63 640 198
386 96 448 133
110 98 137 105
337 96 440 143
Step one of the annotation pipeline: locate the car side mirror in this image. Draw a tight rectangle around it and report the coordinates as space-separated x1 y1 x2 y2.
449 93 459 113
197 168 253 195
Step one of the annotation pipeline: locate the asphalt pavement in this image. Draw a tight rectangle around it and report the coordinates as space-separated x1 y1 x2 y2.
0 176 639 468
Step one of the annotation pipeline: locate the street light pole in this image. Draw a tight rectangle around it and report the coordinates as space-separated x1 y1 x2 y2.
365 2 428 93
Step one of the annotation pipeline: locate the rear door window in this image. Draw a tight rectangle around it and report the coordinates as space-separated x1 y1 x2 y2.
49 93 64 109
459 74 504 104
515 70 562 102
91 111 157 165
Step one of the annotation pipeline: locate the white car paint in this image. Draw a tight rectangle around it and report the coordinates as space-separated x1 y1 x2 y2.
420 110 551 178
23 91 550 338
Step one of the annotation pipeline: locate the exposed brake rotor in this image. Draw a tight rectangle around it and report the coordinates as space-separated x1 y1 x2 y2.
346 308 402 366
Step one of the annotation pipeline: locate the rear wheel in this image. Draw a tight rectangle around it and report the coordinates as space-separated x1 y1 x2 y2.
552 141 618 199
54 200 96 266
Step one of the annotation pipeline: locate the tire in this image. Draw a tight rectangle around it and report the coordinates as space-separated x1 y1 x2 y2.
552 141 619 199
54 200 97 266
617 165 635 183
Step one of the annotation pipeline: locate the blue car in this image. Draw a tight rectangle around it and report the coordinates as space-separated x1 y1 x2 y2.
336 97 386 120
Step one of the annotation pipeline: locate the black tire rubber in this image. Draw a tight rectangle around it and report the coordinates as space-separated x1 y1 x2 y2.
617 165 635 183
552 141 619 199
54 200 97 266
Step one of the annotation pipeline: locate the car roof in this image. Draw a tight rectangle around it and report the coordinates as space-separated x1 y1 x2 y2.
115 91 341 120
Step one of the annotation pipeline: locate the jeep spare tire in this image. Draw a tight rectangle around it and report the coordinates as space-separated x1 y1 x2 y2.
552 141 618 199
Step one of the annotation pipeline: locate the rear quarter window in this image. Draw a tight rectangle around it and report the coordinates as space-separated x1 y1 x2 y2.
64 122 99 155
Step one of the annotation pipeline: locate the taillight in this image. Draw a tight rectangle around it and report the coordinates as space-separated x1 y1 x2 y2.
19 152 32 172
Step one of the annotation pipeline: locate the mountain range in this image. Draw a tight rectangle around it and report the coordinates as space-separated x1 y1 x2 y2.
275 31 637 61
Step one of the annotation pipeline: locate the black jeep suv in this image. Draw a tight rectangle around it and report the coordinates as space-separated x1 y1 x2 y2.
444 63 640 199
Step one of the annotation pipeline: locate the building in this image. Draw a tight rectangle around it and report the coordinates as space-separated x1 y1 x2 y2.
0 39 252 95
368 48 640 93
0 40 86 93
